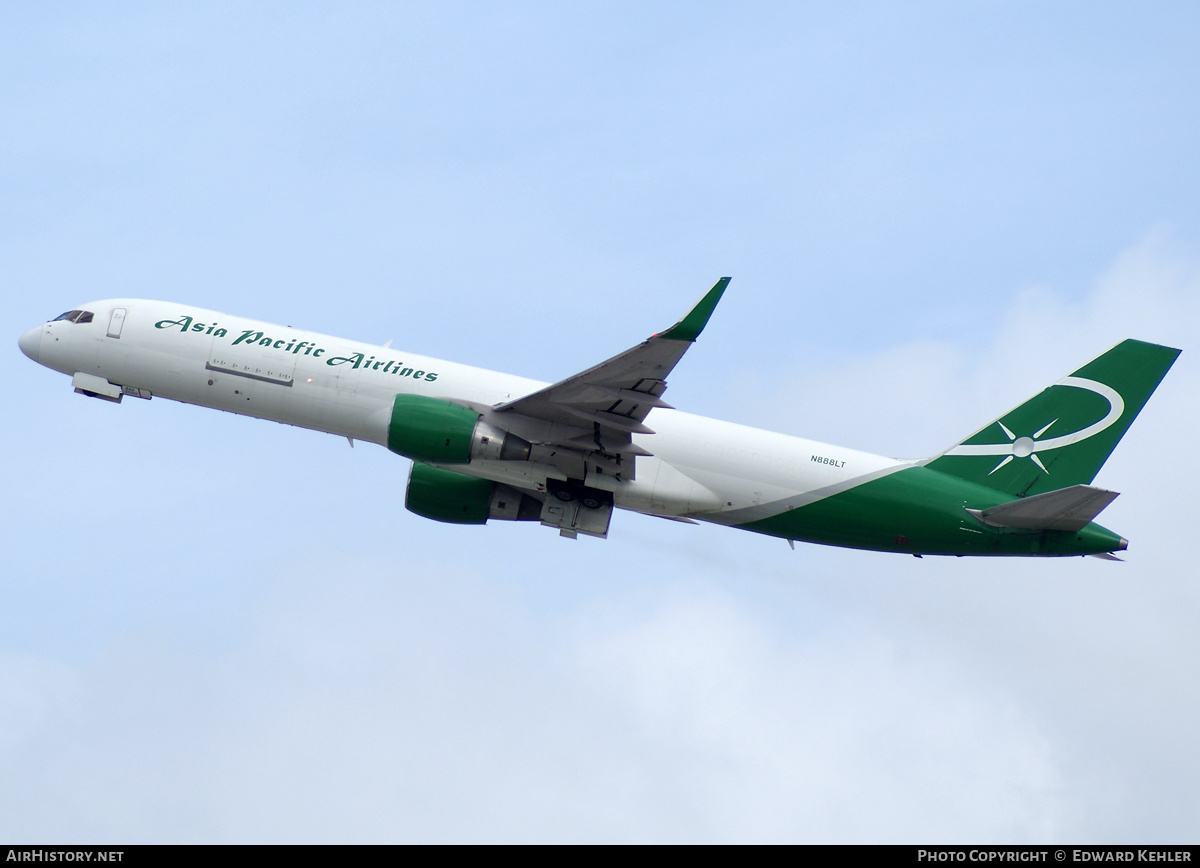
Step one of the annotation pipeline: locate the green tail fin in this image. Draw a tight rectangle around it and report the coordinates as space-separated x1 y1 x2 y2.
926 339 1180 497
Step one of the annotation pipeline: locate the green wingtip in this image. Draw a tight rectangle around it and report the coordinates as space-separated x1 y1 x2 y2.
659 277 731 342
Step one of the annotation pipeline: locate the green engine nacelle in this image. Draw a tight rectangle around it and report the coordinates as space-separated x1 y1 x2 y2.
387 394 532 464
387 394 480 463
406 462 543 525
405 462 496 524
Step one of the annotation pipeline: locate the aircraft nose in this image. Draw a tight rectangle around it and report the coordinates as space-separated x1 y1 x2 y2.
18 326 42 363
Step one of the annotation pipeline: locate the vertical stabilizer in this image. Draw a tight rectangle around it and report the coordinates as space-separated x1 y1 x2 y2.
926 339 1179 497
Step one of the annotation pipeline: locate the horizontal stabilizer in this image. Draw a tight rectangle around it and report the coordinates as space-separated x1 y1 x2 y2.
967 484 1119 532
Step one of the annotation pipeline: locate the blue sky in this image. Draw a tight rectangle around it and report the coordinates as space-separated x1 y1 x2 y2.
3 3 1199 842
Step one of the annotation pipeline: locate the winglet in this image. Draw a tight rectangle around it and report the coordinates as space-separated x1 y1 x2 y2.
658 277 731 342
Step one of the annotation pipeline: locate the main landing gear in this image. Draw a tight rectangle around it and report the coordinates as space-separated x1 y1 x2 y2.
542 479 614 539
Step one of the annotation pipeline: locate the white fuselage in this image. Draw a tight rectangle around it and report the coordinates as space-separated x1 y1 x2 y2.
21 299 906 527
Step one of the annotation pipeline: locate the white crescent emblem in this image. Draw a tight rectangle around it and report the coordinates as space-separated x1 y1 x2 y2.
944 377 1125 474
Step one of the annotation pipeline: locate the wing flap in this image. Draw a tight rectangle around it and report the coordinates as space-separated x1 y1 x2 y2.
553 405 657 434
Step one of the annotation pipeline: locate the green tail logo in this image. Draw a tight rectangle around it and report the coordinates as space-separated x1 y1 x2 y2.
927 339 1180 497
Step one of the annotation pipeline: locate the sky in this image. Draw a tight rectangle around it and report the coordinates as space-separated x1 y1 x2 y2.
3 2 1199 843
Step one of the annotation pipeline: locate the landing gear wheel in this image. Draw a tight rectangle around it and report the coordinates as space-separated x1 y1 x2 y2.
581 495 602 510
554 489 576 503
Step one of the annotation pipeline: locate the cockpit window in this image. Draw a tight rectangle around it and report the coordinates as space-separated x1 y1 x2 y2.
51 310 94 324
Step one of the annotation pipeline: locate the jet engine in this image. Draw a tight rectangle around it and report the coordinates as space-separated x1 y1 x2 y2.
387 394 531 464
405 462 542 525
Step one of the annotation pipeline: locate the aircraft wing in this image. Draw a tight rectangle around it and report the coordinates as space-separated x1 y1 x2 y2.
493 277 729 458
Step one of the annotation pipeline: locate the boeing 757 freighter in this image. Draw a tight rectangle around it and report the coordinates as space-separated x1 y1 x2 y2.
18 280 1179 556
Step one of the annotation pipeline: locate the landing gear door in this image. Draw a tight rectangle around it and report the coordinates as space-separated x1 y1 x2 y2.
540 480 614 539
107 308 127 338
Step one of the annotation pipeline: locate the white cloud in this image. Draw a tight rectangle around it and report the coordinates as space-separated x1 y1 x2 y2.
731 229 1199 459
719 231 1200 841
0 561 1070 843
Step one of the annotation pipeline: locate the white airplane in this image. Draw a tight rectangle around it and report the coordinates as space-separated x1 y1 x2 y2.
18 280 1179 557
